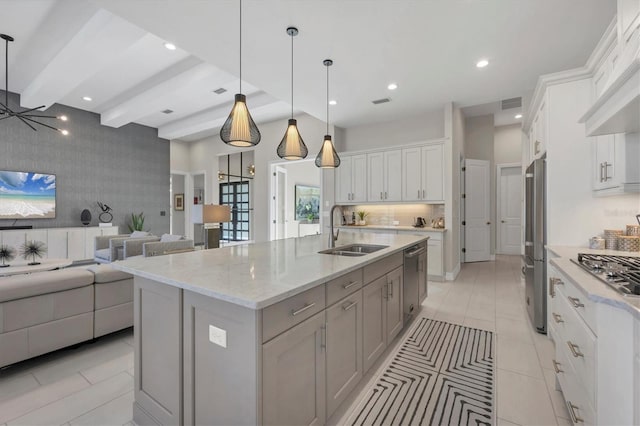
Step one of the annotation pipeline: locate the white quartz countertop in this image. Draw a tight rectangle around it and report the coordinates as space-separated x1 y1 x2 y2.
111 233 428 310
338 225 447 233
547 245 640 319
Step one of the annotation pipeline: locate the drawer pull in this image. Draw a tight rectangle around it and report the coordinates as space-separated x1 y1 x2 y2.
567 341 584 358
568 296 584 308
552 313 564 323
549 277 563 297
552 359 563 374
342 281 358 290
320 325 326 350
291 303 316 316
566 400 584 423
342 301 357 311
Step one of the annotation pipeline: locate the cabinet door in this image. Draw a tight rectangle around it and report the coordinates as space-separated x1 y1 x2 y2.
593 135 617 190
67 229 86 261
422 144 444 201
384 150 402 201
362 275 387 374
351 154 368 203
402 147 422 201
47 229 68 259
85 228 102 260
427 239 443 278
386 266 404 343
326 291 363 418
263 312 326 426
367 152 385 202
418 251 427 303
335 155 352 203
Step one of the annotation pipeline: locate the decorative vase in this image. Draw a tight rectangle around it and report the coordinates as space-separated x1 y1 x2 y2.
81 209 92 226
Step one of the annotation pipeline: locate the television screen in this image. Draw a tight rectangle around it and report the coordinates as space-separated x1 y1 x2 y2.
0 171 56 219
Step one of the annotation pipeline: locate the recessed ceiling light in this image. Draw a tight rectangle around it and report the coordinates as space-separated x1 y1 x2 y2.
329 100 337 105
476 59 489 68
387 83 398 90
82 96 92 102
60 129 69 136
58 115 68 122
515 114 523 119
164 42 177 51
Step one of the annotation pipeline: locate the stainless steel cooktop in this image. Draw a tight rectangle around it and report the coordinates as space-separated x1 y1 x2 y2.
571 253 640 297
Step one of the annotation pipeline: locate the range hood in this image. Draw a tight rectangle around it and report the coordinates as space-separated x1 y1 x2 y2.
580 55 640 136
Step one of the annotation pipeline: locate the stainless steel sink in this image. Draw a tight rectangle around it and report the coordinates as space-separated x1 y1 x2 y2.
319 244 389 256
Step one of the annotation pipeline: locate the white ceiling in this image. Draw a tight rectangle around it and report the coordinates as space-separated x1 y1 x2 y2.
0 0 616 142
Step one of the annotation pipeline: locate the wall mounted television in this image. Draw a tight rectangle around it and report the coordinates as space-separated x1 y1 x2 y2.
0 170 56 219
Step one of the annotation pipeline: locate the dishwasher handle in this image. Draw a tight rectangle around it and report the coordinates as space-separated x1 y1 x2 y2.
405 246 426 258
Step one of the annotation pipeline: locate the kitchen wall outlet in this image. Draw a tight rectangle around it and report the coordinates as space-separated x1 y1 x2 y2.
160 211 166 216
209 324 227 348
392 220 400 225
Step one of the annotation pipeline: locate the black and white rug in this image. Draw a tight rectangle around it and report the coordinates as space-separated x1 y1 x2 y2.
347 318 494 426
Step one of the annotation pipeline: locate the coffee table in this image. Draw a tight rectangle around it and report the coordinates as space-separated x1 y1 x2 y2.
0 258 73 277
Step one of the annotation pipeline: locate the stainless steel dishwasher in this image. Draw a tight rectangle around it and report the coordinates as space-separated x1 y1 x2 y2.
404 243 427 324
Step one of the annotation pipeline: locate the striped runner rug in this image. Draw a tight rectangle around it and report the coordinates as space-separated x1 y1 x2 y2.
347 318 494 425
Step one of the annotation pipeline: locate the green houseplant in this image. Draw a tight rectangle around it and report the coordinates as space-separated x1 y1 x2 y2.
21 240 47 265
128 212 146 232
357 210 368 225
0 244 16 268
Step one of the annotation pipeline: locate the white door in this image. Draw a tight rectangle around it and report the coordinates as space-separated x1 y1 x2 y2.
464 159 491 262
497 165 522 255
271 167 287 240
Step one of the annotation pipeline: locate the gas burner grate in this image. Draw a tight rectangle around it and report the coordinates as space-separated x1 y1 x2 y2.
573 253 640 297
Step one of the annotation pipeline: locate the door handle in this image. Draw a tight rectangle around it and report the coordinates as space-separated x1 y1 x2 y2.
552 313 564 323
383 283 388 299
567 341 584 358
342 301 357 311
501 220 505 223
568 296 584 308
552 359 563 374
422 189 425 198
604 162 611 181
417 189 420 199
486 222 491 225
384 191 387 199
380 192 383 200
599 162 605 182
342 281 358 290
291 303 316 316
566 401 584 423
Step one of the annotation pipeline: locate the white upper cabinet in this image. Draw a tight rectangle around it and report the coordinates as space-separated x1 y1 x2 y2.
336 154 367 203
402 143 445 202
592 132 640 195
367 150 402 202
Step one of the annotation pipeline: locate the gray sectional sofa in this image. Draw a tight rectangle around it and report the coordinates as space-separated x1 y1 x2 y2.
0 265 133 368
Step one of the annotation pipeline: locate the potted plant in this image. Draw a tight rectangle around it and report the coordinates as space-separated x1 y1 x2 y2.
306 212 315 223
0 245 16 268
128 212 146 232
21 240 47 266
357 210 368 226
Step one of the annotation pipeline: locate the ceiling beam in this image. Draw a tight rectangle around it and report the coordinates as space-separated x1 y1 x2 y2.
20 9 147 109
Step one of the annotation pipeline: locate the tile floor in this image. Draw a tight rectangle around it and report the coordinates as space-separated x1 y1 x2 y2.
0 255 569 425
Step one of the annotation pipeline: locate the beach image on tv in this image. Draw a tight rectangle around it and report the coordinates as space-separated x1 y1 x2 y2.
0 171 56 219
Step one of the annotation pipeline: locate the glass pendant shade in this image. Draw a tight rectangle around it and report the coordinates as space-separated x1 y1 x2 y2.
277 119 308 160
315 135 340 168
220 94 261 147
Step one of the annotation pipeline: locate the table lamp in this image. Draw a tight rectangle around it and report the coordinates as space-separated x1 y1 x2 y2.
203 205 231 249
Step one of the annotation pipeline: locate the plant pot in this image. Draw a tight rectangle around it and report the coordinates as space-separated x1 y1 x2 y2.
358 220 366 226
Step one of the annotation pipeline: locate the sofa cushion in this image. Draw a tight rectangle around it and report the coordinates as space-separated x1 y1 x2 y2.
95 248 111 261
87 264 132 284
0 269 94 303
130 231 150 238
160 233 183 243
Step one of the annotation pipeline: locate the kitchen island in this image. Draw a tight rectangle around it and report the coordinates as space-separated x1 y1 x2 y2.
112 232 428 425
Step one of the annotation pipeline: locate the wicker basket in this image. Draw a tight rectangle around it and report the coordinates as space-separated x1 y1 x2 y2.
604 229 624 249
617 235 640 252
626 225 640 237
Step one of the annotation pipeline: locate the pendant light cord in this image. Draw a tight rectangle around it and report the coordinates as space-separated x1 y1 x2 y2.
291 30 294 118
4 37 8 109
239 0 242 94
326 63 329 134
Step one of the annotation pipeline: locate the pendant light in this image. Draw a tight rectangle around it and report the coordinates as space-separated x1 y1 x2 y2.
220 0 261 147
315 59 340 168
0 34 69 135
277 27 308 160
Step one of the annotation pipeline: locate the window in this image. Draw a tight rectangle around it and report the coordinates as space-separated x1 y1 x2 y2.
220 181 250 241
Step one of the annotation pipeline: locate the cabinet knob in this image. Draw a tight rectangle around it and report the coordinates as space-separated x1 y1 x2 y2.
486 222 491 225
501 220 505 223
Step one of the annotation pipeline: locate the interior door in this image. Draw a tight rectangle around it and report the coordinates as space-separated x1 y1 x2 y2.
272 167 287 240
498 166 522 255
464 159 491 262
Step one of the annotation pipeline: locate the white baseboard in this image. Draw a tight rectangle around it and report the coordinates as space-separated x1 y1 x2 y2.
445 263 461 281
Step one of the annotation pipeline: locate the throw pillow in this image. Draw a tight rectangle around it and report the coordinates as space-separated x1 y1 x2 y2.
130 231 150 238
160 233 184 242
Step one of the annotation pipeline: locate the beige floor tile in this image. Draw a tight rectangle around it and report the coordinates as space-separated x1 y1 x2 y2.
497 337 543 379
497 369 557 426
0 373 40 404
8 372 133 426
556 416 572 425
497 417 521 426
0 374 90 424
466 302 496 322
496 301 528 320
532 333 556 371
30 340 133 386
433 310 466 325
69 390 133 426
463 317 496 332
496 317 534 344
542 368 571 420
80 352 134 385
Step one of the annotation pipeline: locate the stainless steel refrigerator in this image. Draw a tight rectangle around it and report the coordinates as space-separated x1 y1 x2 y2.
523 156 546 333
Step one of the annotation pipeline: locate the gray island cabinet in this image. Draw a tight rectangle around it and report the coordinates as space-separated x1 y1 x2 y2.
113 233 427 425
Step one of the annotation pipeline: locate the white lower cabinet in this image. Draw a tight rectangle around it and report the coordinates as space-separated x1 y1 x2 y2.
549 262 639 425
263 311 327 426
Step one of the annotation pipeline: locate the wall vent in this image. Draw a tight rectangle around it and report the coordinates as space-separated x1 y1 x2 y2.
501 97 522 110
372 98 391 105
161 109 174 114
213 88 227 95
